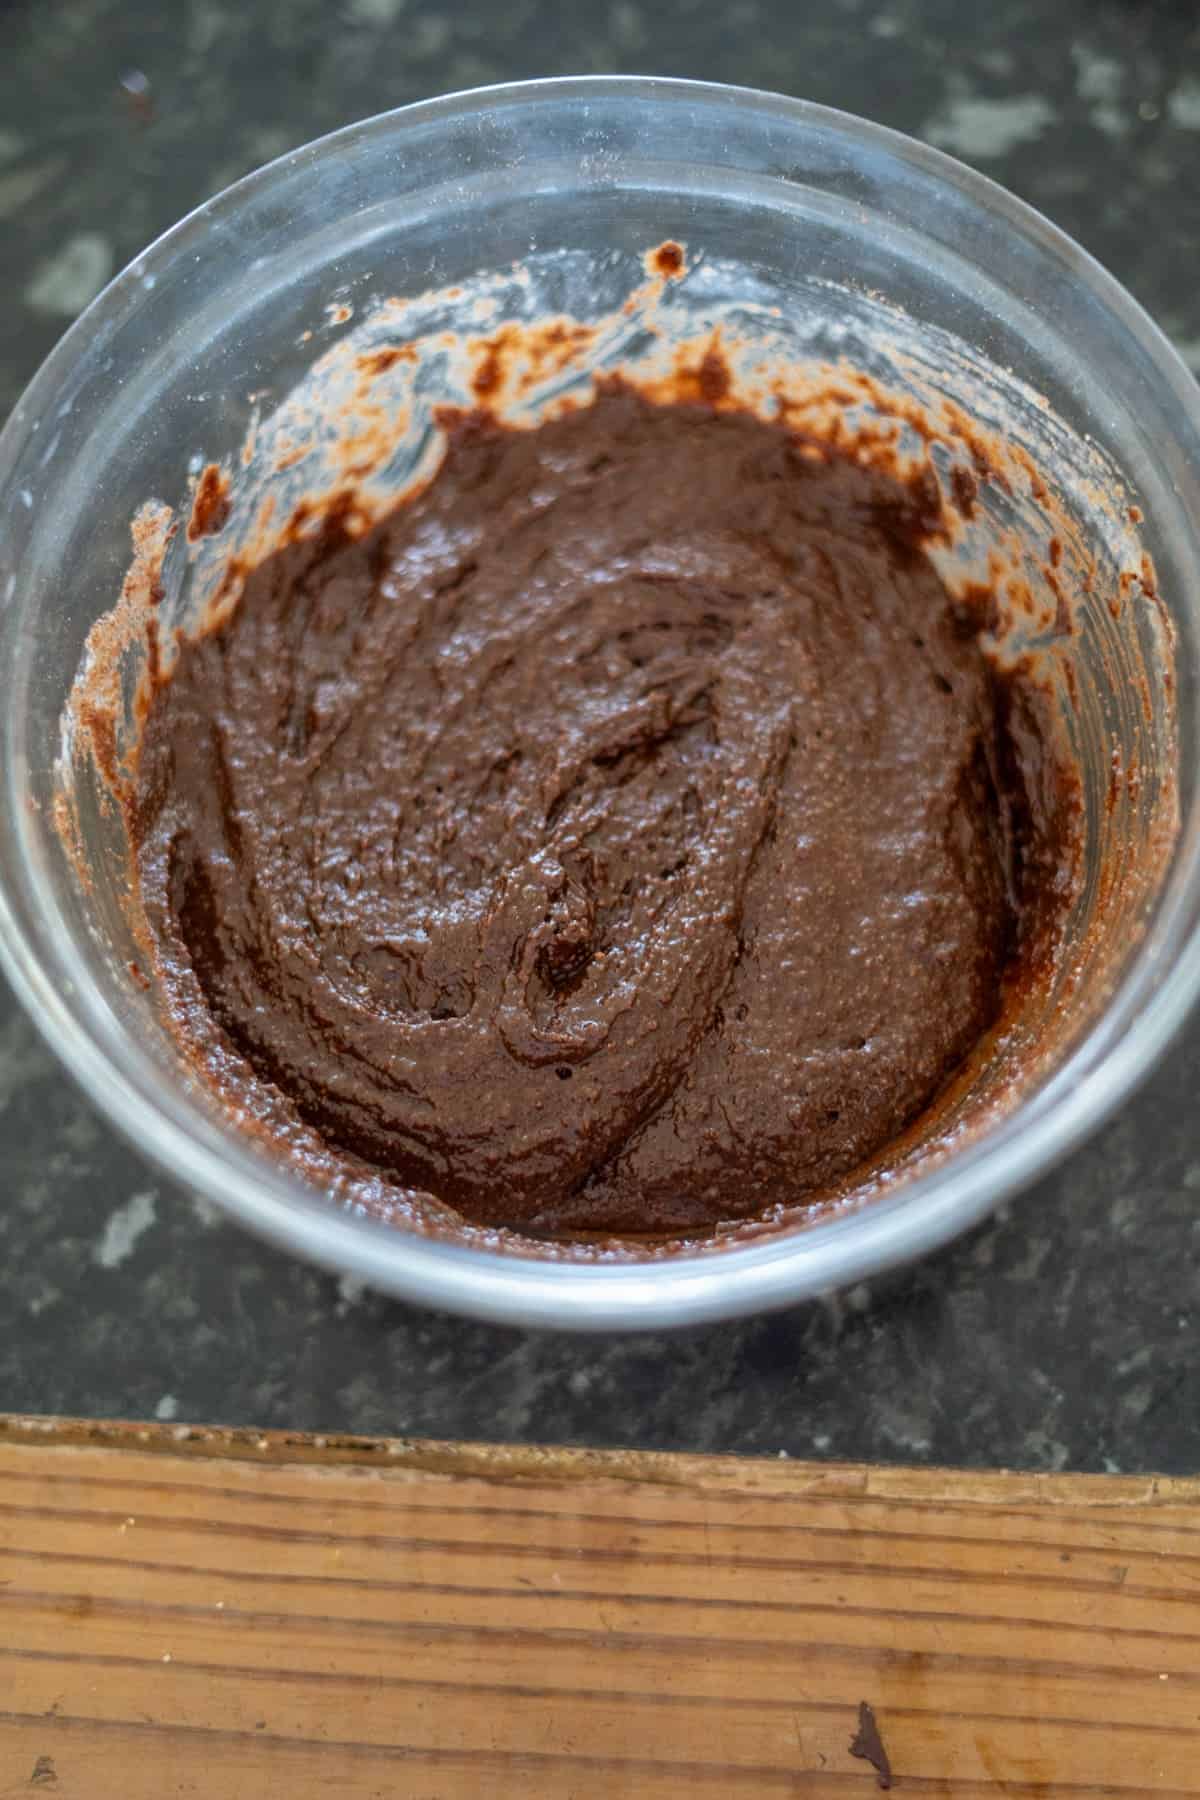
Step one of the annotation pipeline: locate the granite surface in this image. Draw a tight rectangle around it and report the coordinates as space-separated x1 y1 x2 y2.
2 0 1200 1471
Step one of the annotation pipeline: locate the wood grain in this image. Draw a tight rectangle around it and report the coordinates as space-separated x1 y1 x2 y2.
1 1416 1199 1795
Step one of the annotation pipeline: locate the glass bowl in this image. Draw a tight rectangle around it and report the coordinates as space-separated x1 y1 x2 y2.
1 76 1198 1329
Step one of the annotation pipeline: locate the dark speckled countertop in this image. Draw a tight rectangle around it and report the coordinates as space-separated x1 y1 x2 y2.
2 0 1199 1470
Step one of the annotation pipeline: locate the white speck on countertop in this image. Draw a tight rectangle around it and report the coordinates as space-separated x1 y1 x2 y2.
335 1273 367 1314
1168 78 1200 129
924 94 1055 159
94 1190 157 1269
25 231 113 317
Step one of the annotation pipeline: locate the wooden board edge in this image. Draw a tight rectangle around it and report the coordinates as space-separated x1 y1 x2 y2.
0 1411 1194 1509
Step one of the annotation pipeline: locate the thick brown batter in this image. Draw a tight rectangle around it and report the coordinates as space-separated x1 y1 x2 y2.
133 385 1050 1235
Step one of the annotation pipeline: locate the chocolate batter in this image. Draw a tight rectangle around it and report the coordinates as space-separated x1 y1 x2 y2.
133 385 1056 1235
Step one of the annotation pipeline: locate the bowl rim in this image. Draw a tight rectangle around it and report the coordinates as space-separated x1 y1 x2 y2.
2 73 1199 1330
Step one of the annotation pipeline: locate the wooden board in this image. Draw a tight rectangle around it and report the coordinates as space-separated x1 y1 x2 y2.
2 1415 1199 1796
